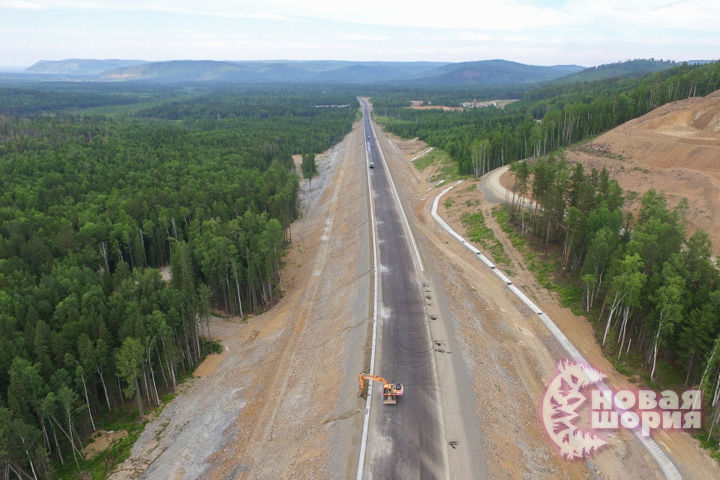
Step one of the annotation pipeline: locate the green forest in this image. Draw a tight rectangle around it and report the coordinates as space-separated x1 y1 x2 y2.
370 61 720 444
499 155 720 436
0 85 355 478
3 58 720 477
372 61 720 176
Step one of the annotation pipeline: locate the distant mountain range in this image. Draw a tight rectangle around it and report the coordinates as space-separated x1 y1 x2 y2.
26 59 148 76
23 58 583 85
95 60 449 83
20 58 714 86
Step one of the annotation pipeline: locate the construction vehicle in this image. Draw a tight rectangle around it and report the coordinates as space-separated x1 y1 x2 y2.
358 373 404 405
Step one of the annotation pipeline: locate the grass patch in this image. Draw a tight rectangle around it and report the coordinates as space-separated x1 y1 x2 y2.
558 284 584 316
461 211 513 273
409 148 461 183
202 338 223 355
528 256 558 291
695 433 720 464
491 205 559 291
429 153 460 183
55 340 220 479
55 407 147 480
492 206 531 251
414 155 434 171
443 197 455 208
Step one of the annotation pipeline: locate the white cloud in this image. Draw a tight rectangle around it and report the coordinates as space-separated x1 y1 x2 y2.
341 34 391 41
3 0 719 65
12 0 299 20
566 0 720 31
456 32 491 42
0 0 42 9
16 0 720 33
249 0 576 30
21 0 574 29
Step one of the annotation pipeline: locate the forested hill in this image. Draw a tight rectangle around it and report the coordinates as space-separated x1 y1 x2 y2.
501 155 720 401
556 59 678 83
0 86 355 477
373 60 720 175
409 60 582 85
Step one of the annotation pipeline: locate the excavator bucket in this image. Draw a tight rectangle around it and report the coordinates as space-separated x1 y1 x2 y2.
358 379 367 397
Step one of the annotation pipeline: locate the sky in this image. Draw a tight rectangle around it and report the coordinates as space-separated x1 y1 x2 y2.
1 0 719 67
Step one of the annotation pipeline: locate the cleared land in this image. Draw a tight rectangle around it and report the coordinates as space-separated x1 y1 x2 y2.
408 99 517 111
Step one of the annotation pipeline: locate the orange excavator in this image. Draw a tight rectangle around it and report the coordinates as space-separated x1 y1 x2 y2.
358 373 404 405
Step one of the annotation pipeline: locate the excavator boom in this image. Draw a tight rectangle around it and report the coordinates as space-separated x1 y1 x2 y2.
358 373 404 405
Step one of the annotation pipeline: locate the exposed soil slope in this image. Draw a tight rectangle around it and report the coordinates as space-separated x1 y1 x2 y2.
567 90 720 252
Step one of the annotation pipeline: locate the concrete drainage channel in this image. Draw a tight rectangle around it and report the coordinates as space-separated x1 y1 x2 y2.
431 181 683 480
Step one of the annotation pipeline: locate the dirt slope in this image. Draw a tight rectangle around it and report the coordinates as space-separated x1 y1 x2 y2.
567 90 720 253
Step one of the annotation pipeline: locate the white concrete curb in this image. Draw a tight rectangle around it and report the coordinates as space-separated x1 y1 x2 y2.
431 182 683 480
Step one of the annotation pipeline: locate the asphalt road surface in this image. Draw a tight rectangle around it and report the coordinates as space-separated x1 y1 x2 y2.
360 100 447 479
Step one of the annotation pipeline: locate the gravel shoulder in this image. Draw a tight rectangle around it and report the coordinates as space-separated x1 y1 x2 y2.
110 119 371 480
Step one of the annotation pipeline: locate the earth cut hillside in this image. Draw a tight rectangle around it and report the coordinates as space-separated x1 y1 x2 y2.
565 89 720 253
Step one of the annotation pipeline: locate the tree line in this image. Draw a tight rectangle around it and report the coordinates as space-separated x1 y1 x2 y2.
373 61 720 176
0 86 355 477
0 82 176 117
502 155 720 436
